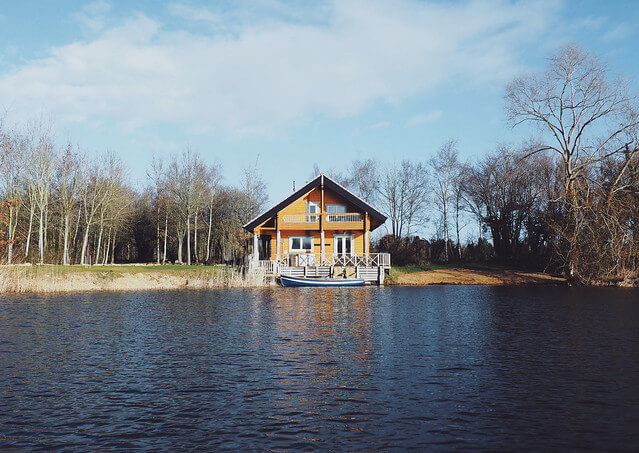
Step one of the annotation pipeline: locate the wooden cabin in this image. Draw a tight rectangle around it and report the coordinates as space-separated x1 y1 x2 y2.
243 174 390 283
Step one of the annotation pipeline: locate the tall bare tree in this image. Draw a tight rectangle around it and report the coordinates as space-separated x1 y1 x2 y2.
429 139 460 261
54 144 82 265
506 44 639 276
378 160 429 239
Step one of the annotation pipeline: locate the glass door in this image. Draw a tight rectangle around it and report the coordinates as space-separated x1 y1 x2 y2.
334 234 353 257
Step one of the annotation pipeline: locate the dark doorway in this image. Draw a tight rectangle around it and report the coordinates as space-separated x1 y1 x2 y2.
258 235 271 260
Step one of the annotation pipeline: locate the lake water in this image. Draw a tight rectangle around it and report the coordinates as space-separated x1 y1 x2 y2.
1 286 638 450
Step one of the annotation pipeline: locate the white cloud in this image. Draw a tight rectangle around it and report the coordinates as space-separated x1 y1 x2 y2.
0 0 559 137
407 111 443 127
370 121 391 129
72 0 113 33
601 23 633 42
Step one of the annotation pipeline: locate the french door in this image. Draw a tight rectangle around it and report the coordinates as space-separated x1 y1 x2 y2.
334 234 354 258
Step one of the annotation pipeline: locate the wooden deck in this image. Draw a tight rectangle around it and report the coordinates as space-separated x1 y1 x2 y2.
251 253 390 284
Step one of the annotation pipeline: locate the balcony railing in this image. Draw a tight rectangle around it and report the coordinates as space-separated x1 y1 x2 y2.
282 214 319 223
282 213 363 223
326 213 362 223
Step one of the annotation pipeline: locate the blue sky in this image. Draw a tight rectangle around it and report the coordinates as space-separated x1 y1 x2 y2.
0 0 637 227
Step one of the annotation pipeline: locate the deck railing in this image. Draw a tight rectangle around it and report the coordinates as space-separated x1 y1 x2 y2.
255 260 274 273
281 213 363 223
274 252 390 268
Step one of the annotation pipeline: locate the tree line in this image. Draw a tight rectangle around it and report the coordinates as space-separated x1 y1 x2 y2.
0 123 268 266
322 45 639 284
1 44 637 283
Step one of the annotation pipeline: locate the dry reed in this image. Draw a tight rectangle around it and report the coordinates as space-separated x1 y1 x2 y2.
0 265 269 294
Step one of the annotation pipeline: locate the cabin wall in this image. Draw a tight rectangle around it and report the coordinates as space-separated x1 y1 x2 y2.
254 185 371 261
264 230 366 261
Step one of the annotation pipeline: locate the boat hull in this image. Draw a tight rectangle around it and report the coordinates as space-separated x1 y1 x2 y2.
280 275 365 287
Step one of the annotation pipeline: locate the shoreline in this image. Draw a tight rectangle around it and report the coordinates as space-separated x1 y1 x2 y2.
1 263 635 294
389 266 566 286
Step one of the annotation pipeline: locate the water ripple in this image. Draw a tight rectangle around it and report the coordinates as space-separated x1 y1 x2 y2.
0 286 638 450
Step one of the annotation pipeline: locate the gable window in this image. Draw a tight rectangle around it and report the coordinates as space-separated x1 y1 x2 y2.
289 236 313 253
306 202 319 222
327 204 347 213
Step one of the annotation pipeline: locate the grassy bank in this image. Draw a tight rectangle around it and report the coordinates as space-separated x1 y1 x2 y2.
0 264 268 294
387 263 566 286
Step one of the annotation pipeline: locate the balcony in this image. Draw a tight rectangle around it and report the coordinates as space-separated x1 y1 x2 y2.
280 212 364 230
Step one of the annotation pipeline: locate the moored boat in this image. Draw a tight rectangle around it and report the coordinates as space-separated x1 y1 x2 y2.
279 275 365 287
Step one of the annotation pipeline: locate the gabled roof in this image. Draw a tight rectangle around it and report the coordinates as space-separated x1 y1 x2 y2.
243 174 387 232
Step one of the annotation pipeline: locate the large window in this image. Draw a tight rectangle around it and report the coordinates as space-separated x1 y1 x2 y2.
289 236 313 253
327 204 347 213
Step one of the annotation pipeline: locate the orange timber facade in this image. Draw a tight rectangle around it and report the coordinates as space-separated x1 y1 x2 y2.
243 174 390 283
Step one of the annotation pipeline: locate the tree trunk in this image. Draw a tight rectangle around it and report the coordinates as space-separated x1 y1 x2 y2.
111 229 117 265
177 222 183 264
103 227 111 265
80 226 90 266
186 216 191 265
206 204 213 262
455 200 462 260
25 204 34 260
7 203 19 265
38 208 45 264
95 215 104 265
156 204 161 264
163 212 168 264
194 214 198 263
443 203 449 262
63 214 70 265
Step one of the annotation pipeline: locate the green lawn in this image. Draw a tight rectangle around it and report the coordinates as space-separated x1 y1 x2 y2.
386 262 523 284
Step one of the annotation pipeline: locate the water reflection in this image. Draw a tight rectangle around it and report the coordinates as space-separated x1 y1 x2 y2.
0 287 638 450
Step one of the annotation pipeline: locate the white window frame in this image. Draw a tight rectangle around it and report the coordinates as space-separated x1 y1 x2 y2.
326 204 347 214
306 201 319 222
307 201 320 213
289 235 314 253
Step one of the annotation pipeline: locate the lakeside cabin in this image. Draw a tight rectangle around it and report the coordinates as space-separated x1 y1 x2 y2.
243 174 391 284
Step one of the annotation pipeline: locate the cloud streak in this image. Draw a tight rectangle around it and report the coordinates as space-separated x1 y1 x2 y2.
0 0 558 137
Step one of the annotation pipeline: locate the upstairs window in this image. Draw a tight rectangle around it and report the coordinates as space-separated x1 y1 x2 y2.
326 204 347 213
306 202 319 222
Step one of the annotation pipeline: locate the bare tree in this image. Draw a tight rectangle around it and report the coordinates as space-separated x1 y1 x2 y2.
54 144 82 265
429 139 460 261
378 160 429 239
24 120 56 264
205 162 222 263
506 44 639 276
239 164 268 225
0 128 22 264
148 155 166 264
166 147 210 265
345 159 379 203
464 150 545 263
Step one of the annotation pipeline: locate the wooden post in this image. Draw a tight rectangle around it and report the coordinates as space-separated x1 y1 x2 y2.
275 213 281 263
378 266 384 285
364 212 370 255
320 175 325 262
276 230 281 262
253 233 259 264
